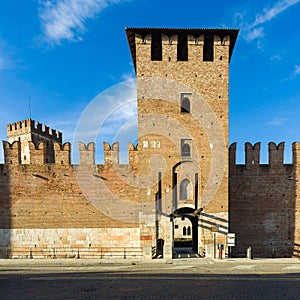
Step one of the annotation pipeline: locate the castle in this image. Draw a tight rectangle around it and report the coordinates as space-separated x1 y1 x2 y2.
0 27 299 259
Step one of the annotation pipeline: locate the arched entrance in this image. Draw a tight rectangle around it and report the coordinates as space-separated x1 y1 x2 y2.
172 207 199 256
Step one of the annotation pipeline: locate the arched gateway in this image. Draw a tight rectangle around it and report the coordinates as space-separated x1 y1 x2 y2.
172 207 199 255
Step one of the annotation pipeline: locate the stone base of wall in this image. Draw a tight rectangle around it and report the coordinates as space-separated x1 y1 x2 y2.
0 228 143 259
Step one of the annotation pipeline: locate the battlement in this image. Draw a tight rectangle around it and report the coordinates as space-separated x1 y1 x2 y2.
78 141 138 169
2 139 139 167
126 28 239 70
229 142 300 175
5 139 300 170
3 140 70 165
7 119 62 142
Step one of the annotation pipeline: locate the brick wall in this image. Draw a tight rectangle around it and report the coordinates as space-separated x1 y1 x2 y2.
229 142 300 258
0 140 140 256
128 28 237 256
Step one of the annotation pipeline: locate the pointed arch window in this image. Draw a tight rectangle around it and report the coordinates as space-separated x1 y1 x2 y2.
187 226 191 236
183 226 187 236
180 178 190 200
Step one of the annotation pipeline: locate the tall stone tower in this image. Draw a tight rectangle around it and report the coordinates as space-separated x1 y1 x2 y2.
126 28 238 258
6 119 62 164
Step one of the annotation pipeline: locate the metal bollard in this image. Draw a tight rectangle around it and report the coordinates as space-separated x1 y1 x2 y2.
247 246 253 259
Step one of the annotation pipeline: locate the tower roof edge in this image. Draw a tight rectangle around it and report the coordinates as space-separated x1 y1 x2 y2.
125 27 239 68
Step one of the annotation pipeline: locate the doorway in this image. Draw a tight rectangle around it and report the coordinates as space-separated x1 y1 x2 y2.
173 207 199 258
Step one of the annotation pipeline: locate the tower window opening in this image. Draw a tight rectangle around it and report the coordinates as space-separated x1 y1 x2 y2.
180 178 191 200
177 34 188 61
183 226 187 236
203 35 214 61
187 226 191 236
151 33 162 61
181 97 190 113
181 143 191 157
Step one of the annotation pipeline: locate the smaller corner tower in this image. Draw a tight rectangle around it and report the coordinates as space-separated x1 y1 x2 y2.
6 119 62 164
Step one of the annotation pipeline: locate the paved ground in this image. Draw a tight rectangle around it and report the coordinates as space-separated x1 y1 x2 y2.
1 258 300 299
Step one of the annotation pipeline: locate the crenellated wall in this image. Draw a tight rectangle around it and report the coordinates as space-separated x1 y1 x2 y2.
78 142 95 165
54 142 71 165
229 142 300 257
3 139 137 167
3 138 300 258
7 119 62 164
0 139 142 257
3 140 71 165
104 142 119 166
3 141 21 164
128 142 138 172
7 119 62 142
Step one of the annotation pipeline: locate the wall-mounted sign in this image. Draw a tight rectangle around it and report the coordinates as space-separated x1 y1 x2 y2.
227 233 235 247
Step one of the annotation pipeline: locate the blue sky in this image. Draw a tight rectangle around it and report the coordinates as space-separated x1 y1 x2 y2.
0 0 300 163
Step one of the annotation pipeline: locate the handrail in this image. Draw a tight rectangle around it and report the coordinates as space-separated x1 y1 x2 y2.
0 246 143 259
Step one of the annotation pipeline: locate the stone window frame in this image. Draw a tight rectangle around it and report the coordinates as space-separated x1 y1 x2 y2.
181 138 192 159
180 178 191 200
180 93 192 114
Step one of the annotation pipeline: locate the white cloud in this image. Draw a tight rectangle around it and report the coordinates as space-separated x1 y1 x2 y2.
45 112 80 142
73 77 137 143
0 56 6 70
291 65 300 79
121 72 136 81
250 0 300 29
245 27 264 41
266 117 287 126
238 0 300 43
38 0 125 45
0 44 12 70
70 77 137 163
270 54 282 61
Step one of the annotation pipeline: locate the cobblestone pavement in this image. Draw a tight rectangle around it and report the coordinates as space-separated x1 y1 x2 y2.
1 258 300 299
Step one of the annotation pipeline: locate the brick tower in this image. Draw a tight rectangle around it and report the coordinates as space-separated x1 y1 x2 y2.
6 119 62 164
126 28 238 258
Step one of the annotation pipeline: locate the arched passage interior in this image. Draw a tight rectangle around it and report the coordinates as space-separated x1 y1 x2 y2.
173 207 198 253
